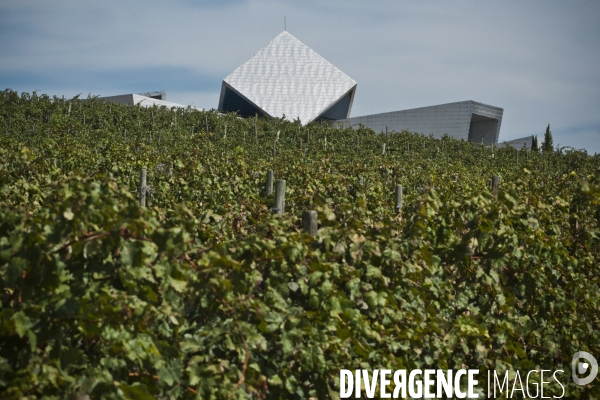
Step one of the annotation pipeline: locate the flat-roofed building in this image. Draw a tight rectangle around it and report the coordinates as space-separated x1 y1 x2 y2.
335 100 503 145
138 91 166 101
500 135 534 150
99 92 196 109
218 31 505 144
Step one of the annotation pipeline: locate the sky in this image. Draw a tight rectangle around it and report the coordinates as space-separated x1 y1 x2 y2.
1 0 599 154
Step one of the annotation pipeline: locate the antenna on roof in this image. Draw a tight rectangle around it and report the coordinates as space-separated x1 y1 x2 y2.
284 16 286 30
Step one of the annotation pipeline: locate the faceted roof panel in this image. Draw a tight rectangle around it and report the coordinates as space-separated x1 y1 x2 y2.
222 31 356 124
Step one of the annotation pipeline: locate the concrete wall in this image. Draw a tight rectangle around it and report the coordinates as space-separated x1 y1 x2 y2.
500 135 534 150
99 94 137 106
335 100 503 144
99 94 196 109
468 114 499 144
469 102 503 144
139 91 166 101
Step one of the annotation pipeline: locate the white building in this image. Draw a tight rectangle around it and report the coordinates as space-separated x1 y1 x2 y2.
219 31 505 144
218 31 357 125
99 92 198 110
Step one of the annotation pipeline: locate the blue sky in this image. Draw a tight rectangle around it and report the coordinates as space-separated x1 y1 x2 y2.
1 0 599 153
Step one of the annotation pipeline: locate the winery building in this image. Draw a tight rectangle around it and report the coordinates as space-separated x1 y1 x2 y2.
218 31 504 144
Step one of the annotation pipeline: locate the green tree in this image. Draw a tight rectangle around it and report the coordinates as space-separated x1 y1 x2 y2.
542 124 553 153
531 135 538 152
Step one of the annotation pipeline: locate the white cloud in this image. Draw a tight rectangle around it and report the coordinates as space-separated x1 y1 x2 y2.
169 90 220 111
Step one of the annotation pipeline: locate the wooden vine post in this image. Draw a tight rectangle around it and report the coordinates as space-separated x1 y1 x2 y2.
265 170 274 196
273 180 286 215
302 210 318 236
383 169 390 184
254 115 258 142
394 184 403 213
492 175 500 197
139 168 148 207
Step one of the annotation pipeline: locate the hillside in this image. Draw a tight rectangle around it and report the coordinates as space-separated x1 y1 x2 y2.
1 90 599 399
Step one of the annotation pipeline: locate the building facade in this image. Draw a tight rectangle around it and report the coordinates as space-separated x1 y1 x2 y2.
335 100 504 145
500 135 534 150
219 31 505 144
99 92 194 109
218 31 357 125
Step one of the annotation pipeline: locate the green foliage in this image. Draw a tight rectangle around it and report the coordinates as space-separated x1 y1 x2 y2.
542 124 554 153
0 90 599 398
531 135 538 152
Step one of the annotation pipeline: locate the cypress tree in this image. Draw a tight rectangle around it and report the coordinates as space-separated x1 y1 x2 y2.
542 124 553 153
531 135 538 152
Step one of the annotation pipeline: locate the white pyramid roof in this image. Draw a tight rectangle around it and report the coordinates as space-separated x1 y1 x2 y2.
221 31 356 124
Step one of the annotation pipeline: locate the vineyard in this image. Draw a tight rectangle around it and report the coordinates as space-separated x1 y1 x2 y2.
0 90 599 399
